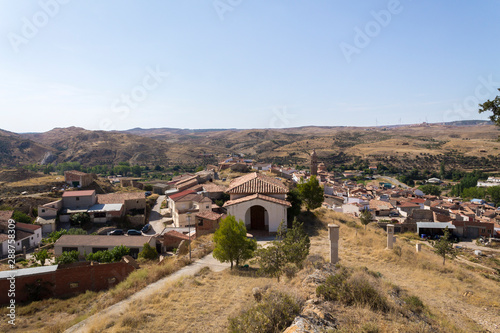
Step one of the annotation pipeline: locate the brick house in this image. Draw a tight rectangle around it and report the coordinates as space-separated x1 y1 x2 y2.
195 211 225 236
64 170 94 188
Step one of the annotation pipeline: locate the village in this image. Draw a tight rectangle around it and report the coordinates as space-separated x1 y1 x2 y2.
0 148 499 308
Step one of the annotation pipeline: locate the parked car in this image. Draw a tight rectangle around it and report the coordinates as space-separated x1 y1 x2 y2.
142 224 152 233
127 229 142 236
107 229 124 236
389 211 399 217
145 191 152 197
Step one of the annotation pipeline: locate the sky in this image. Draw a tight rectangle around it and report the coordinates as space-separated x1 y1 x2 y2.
0 0 499 133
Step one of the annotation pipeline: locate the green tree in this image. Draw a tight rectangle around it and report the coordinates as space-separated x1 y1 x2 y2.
110 245 131 261
286 188 302 222
70 212 91 227
433 227 456 266
479 88 500 127
487 186 500 206
213 215 257 269
359 208 372 230
34 249 50 266
256 220 310 282
419 184 442 196
297 175 324 211
282 219 310 268
56 250 80 265
138 243 158 260
12 210 32 224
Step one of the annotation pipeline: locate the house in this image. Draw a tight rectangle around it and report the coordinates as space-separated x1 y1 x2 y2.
152 183 170 195
60 190 97 222
397 201 421 217
0 211 42 254
35 200 62 235
223 172 291 233
202 183 227 200
97 193 146 225
64 170 94 188
369 200 394 216
162 230 192 251
54 235 156 259
167 190 213 228
451 220 494 238
195 210 225 236
252 163 272 171
416 222 456 237
427 178 442 184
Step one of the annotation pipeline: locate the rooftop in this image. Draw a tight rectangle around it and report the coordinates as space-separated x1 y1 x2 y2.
227 172 288 194
97 192 144 204
0 265 59 280
55 235 155 247
62 190 96 197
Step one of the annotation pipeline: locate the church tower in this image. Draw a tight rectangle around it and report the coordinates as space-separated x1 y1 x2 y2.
310 149 318 176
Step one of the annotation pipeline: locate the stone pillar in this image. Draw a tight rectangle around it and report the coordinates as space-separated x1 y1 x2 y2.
23 246 26 257
416 243 421 253
387 224 394 249
328 224 339 264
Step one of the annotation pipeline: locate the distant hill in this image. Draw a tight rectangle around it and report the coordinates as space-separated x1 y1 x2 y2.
0 121 497 171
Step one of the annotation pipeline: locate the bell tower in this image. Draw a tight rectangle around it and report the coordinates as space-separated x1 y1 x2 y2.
310 149 318 176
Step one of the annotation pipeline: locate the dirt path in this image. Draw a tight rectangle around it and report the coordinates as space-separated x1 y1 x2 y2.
65 254 230 333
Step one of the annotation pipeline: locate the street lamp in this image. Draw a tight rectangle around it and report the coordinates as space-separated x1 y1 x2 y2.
187 212 191 261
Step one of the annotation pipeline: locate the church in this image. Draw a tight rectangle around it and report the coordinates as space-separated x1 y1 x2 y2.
223 172 291 233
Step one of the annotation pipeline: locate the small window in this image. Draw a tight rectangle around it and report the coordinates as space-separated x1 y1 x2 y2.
31 237 33 240
70 282 79 288
108 277 116 284
76 197 80 201
206 205 209 209
41 209 45 213
198 220 203 226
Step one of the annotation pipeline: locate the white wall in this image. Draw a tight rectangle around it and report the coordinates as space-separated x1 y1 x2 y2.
226 198 287 233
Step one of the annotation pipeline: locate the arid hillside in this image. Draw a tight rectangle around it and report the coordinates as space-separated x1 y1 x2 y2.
0 121 496 171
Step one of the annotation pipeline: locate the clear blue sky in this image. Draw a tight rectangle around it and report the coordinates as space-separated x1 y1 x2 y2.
1 0 499 133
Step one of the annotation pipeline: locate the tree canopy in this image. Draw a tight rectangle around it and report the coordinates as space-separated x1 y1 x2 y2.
213 215 257 269
297 175 324 211
359 208 372 230
433 227 456 266
479 88 500 127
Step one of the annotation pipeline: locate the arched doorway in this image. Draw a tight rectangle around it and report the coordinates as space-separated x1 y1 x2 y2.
250 205 266 230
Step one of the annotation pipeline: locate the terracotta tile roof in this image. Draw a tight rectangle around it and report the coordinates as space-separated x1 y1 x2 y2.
195 210 224 220
176 178 199 190
398 201 421 208
63 190 96 197
203 183 227 192
223 193 291 207
0 210 14 222
369 200 394 211
97 192 144 204
411 198 426 204
168 190 196 200
16 222 41 231
174 193 205 203
227 172 288 194
164 230 190 240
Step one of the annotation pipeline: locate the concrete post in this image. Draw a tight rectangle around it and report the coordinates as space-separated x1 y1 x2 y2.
23 246 26 257
387 224 394 249
416 243 421 253
328 224 339 264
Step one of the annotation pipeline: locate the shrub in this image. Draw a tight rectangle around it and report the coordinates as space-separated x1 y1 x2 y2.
228 291 302 333
404 295 425 314
316 266 389 312
138 243 158 260
56 250 80 265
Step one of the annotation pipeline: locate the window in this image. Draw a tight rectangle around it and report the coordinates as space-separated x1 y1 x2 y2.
76 197 80 201
94 212 106 218
198 219 203 226
206 205 209 209
70 282 79 288
108 277 116 284
41 209 45 213
31 237 33 240
63 247 78 252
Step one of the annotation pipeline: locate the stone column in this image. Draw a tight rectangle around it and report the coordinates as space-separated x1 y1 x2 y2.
416 243 421 253
328 224 339 264
387 224 394 249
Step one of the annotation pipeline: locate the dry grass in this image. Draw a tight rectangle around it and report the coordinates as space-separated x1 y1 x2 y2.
86 269 279 333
